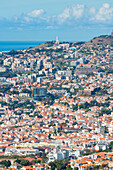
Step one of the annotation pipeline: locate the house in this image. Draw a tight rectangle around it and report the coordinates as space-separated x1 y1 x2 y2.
33 164 44 170
48 148 69 162
95 143 107 151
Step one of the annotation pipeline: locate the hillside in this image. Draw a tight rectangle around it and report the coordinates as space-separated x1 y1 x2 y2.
29 35 113 50
30 41 54 50
84 35 113 47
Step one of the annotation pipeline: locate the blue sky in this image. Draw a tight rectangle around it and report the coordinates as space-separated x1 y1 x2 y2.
0 0 113 41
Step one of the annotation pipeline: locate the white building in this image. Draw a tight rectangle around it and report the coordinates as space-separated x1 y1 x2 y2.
48 148 69 162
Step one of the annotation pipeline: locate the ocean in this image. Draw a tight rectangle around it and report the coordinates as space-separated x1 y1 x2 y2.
0 41 45 51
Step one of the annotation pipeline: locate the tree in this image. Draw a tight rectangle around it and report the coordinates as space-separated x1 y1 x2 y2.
72 104 78 111
15 159 29 166
0 160 11 168
33 159 41 163
109 141 113 151
102 163 108 168
66 165 73 170
48 134 51 139
73 167 78 170
72 121 77 125
49 161 56 170
42 153 47 163
20 159 29 166
54 129 57 135
21 89 32 96
49 159 69 170
92 165 100 169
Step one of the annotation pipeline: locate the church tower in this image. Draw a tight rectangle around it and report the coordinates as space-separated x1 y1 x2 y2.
56 36 59 45
111 30 113 36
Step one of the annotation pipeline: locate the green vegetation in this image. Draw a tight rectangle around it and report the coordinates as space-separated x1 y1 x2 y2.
42 153 48 163
33 159 41 163
109 141 113 151
99 109 111 116
7 49 23 55
78 100 110 110
21 89 32 96
49 159 69 170
0 70 17 78
0 85 12 93
11 100 35 110
0 160 11 168
34 112 43 118
49 159 79 170
72 121 77 125
15 158 29 166
86 163 108 170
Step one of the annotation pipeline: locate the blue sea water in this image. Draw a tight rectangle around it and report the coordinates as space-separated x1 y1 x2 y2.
0 41 45 51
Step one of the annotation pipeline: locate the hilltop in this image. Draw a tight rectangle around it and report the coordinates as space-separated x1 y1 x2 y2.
84 35 113 47
29 35 113 50
30 41 54 50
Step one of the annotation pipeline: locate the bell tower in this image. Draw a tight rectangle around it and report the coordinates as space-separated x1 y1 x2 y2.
56 36 59 45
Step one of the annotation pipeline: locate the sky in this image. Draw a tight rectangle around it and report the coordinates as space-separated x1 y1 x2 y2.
0 0 113 41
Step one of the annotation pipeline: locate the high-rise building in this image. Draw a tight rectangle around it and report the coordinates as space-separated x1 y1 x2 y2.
33 87 47 99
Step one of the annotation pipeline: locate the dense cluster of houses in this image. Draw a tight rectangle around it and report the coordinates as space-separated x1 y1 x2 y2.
0 39 113 169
